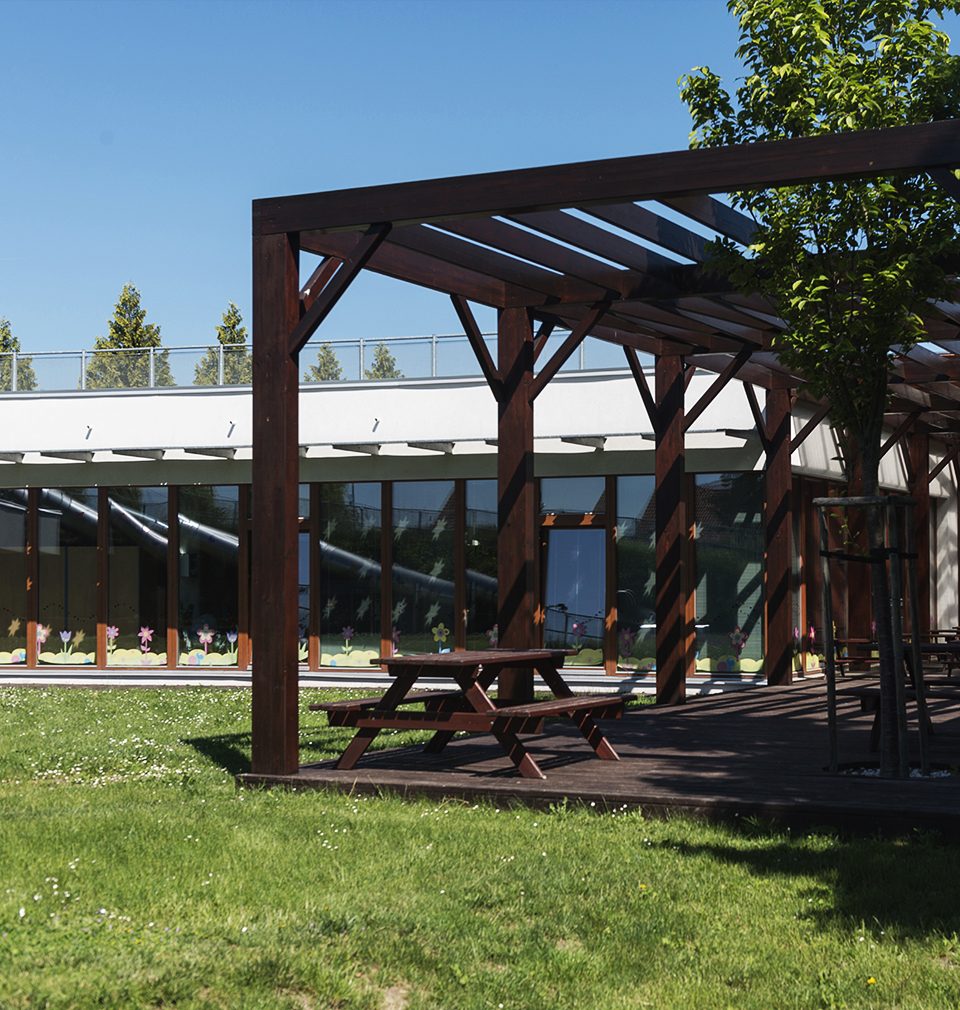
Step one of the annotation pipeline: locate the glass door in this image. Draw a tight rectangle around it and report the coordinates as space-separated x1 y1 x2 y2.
542 527 606 665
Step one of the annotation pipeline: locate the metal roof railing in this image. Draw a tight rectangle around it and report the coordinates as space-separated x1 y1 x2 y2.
0 332 647 394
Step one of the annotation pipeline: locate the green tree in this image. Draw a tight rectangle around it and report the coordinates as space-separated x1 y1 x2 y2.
364 341 403 380
0 317 37 392
303 342 344 382
194 302 251 385
85 284 172 389
680 0 960 774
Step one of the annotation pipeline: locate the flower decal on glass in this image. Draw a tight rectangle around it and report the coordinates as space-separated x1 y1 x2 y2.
729 626 749 658
7 617 21 638
391 625 401 651
138 626 154 653
432 622 450 652
618 626 636 659
571 621 587 650
342 626 354 654
197 625 215 654
106 626 119 653
37 625 51 648
431 517 447 542
487 623 499 648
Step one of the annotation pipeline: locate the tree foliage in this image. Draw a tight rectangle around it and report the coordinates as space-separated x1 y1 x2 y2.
0 317 37 392
680 0 960 491
85 284 172 389
303 342 345 382
364 342 403 380
194 302 251 385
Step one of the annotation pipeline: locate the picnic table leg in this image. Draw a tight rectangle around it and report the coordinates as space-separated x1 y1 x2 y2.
535 660 620 760
334 671 419 770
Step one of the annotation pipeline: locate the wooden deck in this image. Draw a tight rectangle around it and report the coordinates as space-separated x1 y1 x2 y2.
240 680 960 835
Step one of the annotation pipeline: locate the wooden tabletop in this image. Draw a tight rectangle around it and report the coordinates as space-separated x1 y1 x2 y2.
381 648 571 669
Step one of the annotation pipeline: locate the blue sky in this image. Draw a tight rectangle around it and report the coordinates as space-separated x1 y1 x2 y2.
0 0 953 351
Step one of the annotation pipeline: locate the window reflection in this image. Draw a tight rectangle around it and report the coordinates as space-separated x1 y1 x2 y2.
694 473 764 673
38 488 98 665
392 481 454 655
540 476 605 515
615 476 656 671
108 487 167 666
465 480 497 648
178 486 239 667
319 483 381 665
0 490 26 664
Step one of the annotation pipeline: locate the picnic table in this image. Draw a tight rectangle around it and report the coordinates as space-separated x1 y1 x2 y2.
310 648 625 780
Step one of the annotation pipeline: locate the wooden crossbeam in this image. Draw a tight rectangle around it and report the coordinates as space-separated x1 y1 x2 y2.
288 225 391 356
790 403 830 452
530 302 610 401
928 167 960 200
583 202 708 262
684 363 698 390
743 382 770 453
658 195 756 246
623 346 657 431
255 120 960 236
450 295 502 399
929 441 960 483
880 412 921 459
533 319 556 362
300 257 341 313
683 346 752 431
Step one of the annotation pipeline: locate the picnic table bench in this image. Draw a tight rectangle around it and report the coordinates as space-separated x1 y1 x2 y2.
312 648 625 780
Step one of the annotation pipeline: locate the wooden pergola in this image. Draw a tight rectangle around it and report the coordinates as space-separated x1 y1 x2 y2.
251 119 960 776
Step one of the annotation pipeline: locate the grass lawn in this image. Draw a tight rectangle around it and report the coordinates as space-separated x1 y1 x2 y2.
3 688 960 1009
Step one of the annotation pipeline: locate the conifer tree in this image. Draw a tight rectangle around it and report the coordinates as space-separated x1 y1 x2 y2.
194 302 251 385
364 341 403 380
85 284 172 389
303 342 345 382
0 317 37 391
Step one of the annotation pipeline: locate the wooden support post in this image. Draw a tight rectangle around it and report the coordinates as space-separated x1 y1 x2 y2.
909 432 931 636
497 306 537 704
765 387 794 686
26 488 38 669
97 487 108 669
238 484 251 671
167 486 179 669
655 354 690 705
251 230 301 776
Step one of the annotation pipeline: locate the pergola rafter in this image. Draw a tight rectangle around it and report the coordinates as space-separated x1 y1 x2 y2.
251 118 960 776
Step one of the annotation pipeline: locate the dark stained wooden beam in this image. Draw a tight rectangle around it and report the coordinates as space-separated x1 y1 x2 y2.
790 403 831 452
530 302 610 401
533 319 556 361
765 387 794 686
683 346 752 431
743 382 771 453
302 229 512 306
509 210 683 275
624 346 657 430
251 230 301 776
929 440 960 482
687 353 792 389
497 307 537 704
288 225 391 355
928 167 960 200
655 354 690 705
880 412 920 459
450 294 502 399
254 120 960 235
583 202 709 262
300 257 341 313
658 195 757 245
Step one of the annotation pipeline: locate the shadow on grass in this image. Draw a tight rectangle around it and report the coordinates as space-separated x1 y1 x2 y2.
656 828 960 938
182 733 252 776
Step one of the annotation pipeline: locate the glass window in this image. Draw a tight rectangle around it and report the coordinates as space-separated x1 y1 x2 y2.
543 528 605 666
615 476 657 671
178 486 239 667
694 473 764 673
540 476 605 515
319 483 381 665
107 487 167 666
465 480 497 649
392 481 454 655
38 488 98 665
0 490 26 665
